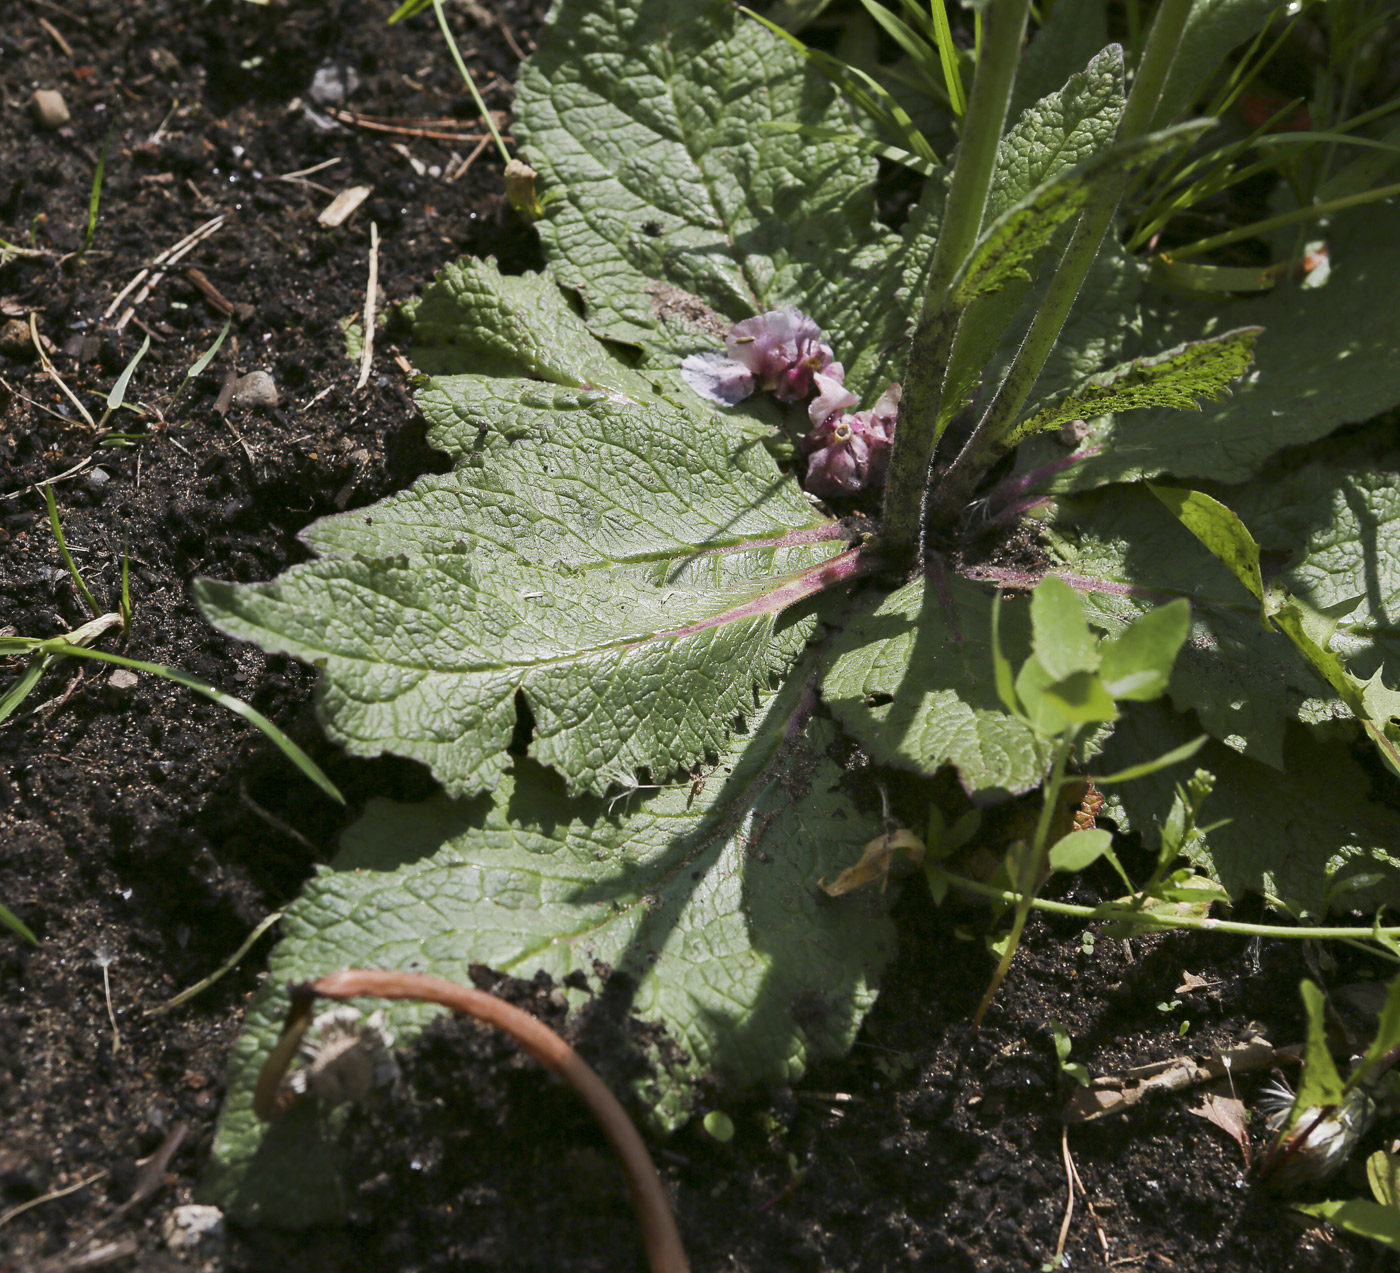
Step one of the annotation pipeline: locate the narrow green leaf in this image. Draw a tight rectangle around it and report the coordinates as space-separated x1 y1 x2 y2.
1048 827 1113 872
0 653 51 724
43 486 102 619
1091 733 1206 785
0 902 38 946
1006 327 1260 448
1151 0 1285 131
949 120 1213 310
79 121 115 258
173 317 232 401
23 643 343 805
927 0 966 115
104 334 151 417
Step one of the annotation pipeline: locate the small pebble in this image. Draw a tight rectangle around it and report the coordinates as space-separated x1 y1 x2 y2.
30 89 70 131
308 63 359 110
107 669 139 694
0 318 31 355
86 466 111 493
162 1203 226 1262
231 369 278 410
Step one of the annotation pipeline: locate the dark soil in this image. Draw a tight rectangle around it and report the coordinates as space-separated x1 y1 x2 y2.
1 3 1397 1271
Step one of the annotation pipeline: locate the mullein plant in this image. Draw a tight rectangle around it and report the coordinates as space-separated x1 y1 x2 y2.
195 0 1400 1228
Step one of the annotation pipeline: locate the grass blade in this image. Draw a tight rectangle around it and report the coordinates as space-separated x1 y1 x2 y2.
25 642 344 804
0 903 38 946
119 546 132 636
928 0 967 117
100 333 151 429
148 910 284 1014
0 653 52 724
430 0 510 164
1169 178 1400 260
79 121 115 260
43 486 102 618
172 316 231 403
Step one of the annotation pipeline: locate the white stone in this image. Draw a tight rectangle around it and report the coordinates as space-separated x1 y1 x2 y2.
163 1204 226 1261
31 89 70 130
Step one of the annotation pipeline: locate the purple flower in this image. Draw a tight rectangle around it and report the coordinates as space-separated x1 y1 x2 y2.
807 370 858 429
728 307 841 402
801 383 901 498
680 350 754 406
681 307 841 407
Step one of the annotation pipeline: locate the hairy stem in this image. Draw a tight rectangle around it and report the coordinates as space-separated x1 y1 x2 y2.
257 970 690 1273
881 0 1031 562
924 0 1196 530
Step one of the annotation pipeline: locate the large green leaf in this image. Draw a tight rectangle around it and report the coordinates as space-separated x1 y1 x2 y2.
986 44 1125 226
1101 702 1400 915
202 671 893 1226
514 0 902 397
1035 485 1337 770
198 264 851 797
1048 208 1400 488
820 573 1052 798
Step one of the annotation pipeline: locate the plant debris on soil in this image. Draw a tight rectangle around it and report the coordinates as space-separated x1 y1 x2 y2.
2 2 1398 1271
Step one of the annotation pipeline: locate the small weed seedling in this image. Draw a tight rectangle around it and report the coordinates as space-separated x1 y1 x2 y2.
194 0 1400 1229
0 492 343 890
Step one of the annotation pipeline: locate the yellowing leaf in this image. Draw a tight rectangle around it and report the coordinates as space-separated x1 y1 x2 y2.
820 828 925 896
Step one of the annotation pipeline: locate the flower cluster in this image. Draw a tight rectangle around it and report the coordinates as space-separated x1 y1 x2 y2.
681 307 899 499
682 307 841 406
802 378 900 498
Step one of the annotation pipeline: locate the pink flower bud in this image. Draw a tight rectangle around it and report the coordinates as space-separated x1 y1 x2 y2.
801 383 901 498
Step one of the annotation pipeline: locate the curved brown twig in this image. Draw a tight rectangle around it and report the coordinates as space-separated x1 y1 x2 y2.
256 969 689 1273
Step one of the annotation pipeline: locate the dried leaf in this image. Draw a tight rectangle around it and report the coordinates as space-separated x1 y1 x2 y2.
1188 1090 1252 1165
820 828 924 896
